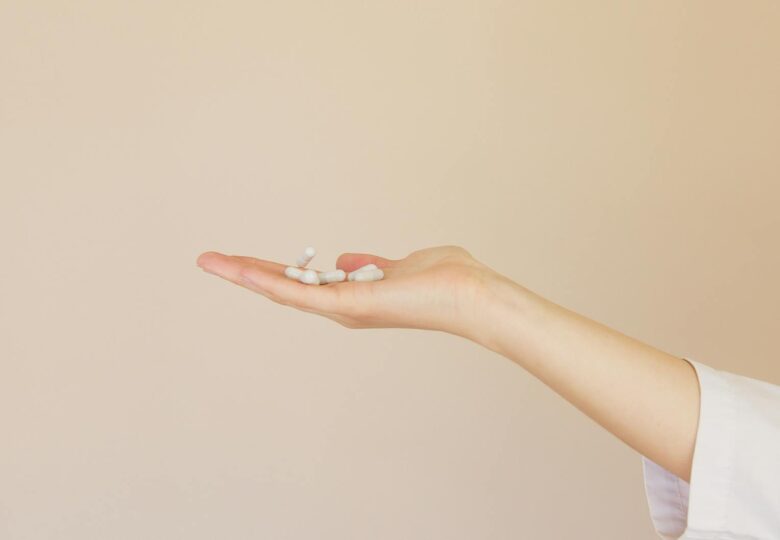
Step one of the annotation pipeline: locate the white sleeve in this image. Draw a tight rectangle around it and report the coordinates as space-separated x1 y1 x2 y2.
642 357 780 540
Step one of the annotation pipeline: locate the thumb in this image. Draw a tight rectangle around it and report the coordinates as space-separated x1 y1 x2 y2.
336 252 396 272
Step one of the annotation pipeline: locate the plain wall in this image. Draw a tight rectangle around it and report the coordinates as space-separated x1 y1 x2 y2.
1 1 778 538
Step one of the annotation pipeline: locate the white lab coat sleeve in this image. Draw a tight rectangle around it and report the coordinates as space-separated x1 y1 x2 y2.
642 357 780 540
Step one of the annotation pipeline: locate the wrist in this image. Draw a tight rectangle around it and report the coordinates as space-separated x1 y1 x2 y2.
456 267 540 354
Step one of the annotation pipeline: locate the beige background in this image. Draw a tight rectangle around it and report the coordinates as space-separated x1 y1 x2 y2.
1 1 778 538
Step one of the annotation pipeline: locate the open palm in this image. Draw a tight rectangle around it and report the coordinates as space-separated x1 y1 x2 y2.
196 245 492 339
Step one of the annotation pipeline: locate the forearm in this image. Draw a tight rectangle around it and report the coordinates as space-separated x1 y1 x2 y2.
470 272 700 482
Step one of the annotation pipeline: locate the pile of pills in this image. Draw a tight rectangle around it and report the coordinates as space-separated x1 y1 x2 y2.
284 247 385 285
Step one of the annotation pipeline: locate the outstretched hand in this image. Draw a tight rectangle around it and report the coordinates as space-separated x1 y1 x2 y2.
196 245 496 340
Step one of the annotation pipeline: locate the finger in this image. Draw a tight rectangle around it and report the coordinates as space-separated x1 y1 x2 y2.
197 251 340 312
229 255 324 274
198 253 324 280
335 252 396 272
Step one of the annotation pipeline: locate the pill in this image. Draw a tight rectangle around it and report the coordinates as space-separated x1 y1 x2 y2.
318 269 346 283
284 266 304 280
347 263 378 281
350 268 384 282
298 269 320 285
296 247 316 268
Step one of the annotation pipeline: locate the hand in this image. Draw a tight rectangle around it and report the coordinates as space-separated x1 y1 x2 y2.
196 245 495 340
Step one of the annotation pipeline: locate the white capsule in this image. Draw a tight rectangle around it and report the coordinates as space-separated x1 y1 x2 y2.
295 246 316 268
318 269 346 283
298 269 320 285
284 266 304 280
347 263 378 281
350 268 384 282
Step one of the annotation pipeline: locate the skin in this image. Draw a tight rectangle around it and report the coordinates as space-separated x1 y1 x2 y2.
196 245 700 482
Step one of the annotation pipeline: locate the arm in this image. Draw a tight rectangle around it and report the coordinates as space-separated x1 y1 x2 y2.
197 245 700 482
474 273 700 481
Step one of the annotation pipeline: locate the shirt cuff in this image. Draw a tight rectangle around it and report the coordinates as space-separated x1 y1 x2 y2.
642 455 690 538
642 357 737 539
